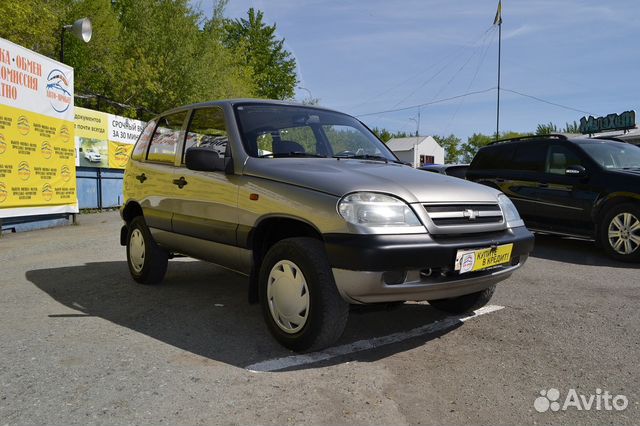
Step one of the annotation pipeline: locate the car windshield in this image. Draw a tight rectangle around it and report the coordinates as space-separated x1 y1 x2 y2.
580 141 640 170
234 103 399 162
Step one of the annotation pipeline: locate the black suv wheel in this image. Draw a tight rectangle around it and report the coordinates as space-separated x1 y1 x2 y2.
600 203 640 262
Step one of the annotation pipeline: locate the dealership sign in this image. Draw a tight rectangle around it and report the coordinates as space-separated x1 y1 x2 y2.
0 37 77 218
579 111 636 134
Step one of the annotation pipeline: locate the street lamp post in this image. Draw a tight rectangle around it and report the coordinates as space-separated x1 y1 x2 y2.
60 17 93 63
297 86 313 103
409 109 421 167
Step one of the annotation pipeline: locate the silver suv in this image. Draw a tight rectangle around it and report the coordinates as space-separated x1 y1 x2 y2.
120 100 534 351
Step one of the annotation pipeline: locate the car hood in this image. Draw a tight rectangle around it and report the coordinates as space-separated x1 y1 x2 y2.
243 158 500 204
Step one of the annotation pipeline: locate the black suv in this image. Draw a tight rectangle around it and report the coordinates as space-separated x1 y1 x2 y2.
467 134 640 261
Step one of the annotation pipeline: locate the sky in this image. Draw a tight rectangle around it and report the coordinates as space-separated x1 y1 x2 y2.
192 0 640 142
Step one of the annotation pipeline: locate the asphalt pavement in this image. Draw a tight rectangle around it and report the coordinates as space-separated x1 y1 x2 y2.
0 211 638 425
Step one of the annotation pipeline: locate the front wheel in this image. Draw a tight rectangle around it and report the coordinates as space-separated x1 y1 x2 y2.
428 285 496 315
126 216 169 284
599 203 640 262
259 237 349 352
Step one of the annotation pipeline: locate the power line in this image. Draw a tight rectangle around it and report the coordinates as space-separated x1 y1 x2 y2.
356 87 497 117
441 28 498 134
500 88 596 116
356 86 596 119
389 26 497 110
350 25 496 112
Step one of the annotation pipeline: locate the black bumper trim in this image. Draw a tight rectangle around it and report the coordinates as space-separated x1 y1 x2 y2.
323 226 535 271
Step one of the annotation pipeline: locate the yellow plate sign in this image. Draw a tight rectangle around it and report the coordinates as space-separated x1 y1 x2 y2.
455 243 513 274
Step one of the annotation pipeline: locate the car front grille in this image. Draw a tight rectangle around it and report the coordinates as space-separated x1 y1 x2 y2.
423 204 503 227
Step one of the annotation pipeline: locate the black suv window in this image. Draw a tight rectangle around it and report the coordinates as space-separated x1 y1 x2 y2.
147 111 187 164
471 144 515 169
545 145 582 175
183 107 228 163
512 143 547 172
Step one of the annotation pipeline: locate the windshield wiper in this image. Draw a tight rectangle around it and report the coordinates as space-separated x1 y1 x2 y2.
333 153 402 164
259 152 326 158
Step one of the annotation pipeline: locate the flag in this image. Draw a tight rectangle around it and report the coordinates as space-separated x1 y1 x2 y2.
493 0 502 25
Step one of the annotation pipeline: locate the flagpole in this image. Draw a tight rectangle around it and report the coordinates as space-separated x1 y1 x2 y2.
496 16 501 140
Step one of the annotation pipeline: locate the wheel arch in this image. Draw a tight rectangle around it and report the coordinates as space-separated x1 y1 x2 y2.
247 215 324 304
121 201 144 223
593 193 640 223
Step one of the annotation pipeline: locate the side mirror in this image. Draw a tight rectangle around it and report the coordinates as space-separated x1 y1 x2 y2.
185 147 233 174
565 165 587 177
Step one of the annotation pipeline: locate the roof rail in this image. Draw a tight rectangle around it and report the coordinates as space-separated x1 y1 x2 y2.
489 133 568 145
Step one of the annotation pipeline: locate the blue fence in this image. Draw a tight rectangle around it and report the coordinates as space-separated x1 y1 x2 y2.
77 167 124 209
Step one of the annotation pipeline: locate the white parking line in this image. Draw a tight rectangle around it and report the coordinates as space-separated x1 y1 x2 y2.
246 304 504 372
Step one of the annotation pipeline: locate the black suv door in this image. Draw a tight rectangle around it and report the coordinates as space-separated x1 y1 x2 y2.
531 143 595 235
503 141 549 223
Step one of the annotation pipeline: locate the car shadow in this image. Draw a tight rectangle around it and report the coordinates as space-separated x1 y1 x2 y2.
26 260 468 371
530 233 638 268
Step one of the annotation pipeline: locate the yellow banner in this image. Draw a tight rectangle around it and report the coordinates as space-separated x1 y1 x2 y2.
75 107 143 169
108 141 134 169
0 106 76 209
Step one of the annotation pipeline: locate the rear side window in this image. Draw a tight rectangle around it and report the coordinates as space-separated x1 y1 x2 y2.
183 107 228 163
131 120 156 161
512 143 547 172
147 111 188 164
471 145 515 169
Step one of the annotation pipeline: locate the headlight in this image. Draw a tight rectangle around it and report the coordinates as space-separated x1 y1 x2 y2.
498 194 524 227
338 192 423 232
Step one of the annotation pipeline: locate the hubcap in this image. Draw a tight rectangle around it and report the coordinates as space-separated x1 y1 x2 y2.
608 212 640 255
129 228 146 273
267 260 310 334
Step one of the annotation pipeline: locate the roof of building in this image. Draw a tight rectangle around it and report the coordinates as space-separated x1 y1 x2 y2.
386 136 439 151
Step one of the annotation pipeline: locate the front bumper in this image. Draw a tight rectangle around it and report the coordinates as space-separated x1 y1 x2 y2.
324 226 534 304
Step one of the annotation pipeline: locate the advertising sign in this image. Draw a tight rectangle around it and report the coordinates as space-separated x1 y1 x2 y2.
0 37 77 218
75 106 144 169
579 111 636 135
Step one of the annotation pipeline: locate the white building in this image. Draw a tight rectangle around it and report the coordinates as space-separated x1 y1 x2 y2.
386 136 445 167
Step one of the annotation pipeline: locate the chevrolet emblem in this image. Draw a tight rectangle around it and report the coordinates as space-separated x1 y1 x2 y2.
463 208 478 220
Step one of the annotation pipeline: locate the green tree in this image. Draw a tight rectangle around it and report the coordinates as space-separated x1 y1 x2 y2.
371 127 392 142
563 121 580 133
433 134 461 164
62 0 123 110
223 8 297 99
0 0 63 58
536 122 559 135
459 133 493 163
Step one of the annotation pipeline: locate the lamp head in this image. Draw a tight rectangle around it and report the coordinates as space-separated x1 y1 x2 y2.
69 17 92 43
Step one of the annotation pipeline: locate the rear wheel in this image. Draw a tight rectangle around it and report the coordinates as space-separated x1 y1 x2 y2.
259 237 349 352
599 203 640 262
428 285 496 315
126 216 168 284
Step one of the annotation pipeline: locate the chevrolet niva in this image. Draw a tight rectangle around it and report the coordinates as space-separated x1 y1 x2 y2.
120 100 534 351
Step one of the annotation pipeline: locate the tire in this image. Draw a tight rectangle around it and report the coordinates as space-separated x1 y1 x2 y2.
259 237 349 352
428 285 496 315
126 216 169 285
599 203 640 262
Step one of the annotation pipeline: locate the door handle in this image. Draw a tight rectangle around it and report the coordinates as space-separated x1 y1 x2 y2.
496 178 506 183
135 173 147 183
172 176 188 189
538 183 549 188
